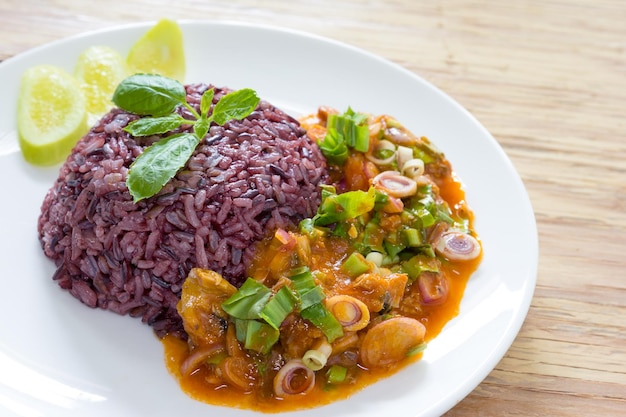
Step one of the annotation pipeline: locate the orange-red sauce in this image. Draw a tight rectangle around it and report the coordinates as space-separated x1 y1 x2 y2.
161 172 482 412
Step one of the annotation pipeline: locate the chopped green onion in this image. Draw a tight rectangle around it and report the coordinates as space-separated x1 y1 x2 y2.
341 252 371 277
300 303 344 342
374 147 395 161
417 195 435 210
289 266 343 341
436 203 455 224
365 251 384 267
354 130 370 153
420 244 436 258
299 217 314 234
290 266 316 293
373 189 389 209
327 108 370 152
356 219 384 254
326 365 348 384
302 340 332 371
222 278 271 320
235 319 280 354
313 186 376 227
383 235 406 259
318 107 370 166
299 218 325 239
302 349 327 371
416 208 436 228
235 317 247 341
205 351 228 365
318 128 349 165
302 346 332 371
406 342 428 357
299 286 326 310
402 254 439 280
290 266 327 310
260 286 297 330
402 227 423 247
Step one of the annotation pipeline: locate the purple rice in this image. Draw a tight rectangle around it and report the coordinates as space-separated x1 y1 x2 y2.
37 84 328 338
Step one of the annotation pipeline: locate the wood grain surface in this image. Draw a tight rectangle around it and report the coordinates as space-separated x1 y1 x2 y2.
1 0 624 415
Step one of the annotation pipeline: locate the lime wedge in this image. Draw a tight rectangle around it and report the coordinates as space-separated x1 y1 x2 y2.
17 65 88 166
75 45 128 125
127 19 185 82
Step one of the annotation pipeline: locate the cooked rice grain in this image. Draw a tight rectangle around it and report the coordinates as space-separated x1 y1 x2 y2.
37 84 328 337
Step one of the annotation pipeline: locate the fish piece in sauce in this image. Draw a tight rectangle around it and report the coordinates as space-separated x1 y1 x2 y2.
177 268 236 348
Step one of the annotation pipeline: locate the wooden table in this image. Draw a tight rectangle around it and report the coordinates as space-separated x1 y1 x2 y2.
1 0 624 415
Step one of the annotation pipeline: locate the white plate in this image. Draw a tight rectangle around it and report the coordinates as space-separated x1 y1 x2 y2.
0 21 537 417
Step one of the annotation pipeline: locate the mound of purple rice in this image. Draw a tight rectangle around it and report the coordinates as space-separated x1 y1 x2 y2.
37 84 328 338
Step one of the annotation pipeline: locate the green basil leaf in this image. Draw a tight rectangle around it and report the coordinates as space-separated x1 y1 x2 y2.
200 88 214 118
124 114 187 137
194 118 210 140
112 74 187 116
212 88 260 125
126 133 200 202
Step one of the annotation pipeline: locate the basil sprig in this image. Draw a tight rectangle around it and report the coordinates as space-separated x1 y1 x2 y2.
112 74 260 202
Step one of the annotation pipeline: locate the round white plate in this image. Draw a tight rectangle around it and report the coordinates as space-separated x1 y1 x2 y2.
0 21 537 417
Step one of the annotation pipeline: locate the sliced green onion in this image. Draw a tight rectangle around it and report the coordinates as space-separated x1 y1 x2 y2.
406 342 428 357
236 319 280 354
300 303 344 342
326 108 370 152
382 253 400 266
417 195 435 211
222 278 271 320
416 208 436 228
353 127 370 152
420 244 436 258
235 317 248 342
357 218 384 253
341 252 371 277
318 128 349 165
374 189 389 204
302 340 332 371
299 286 326 310
290 266 324 309
326 365 348 384
260 286 297 330
290 266 316 292
365 251 384 267
402 227 423 247
290 267 326 310
313 186 376 227
299 218 325 239
402 255 439 280
436 203 455 224
375 148 395 161
289 266 343 341
302 349 328 371
383 234 406 259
